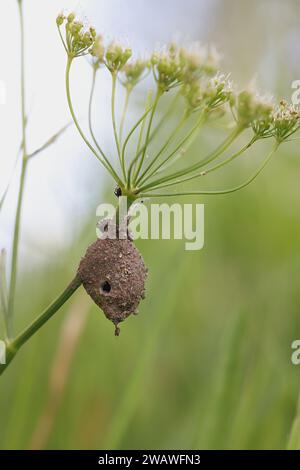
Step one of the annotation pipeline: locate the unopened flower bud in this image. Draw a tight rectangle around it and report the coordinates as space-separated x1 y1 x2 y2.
56 11 97 59
56 13 64 26
90 27 97 39
83 32 93 47
151 53 159 66
67 12 75 23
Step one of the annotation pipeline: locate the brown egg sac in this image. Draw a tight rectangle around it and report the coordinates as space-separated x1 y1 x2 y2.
78 237 148 335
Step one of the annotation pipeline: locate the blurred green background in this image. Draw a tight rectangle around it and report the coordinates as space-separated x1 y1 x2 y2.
1 0 300 450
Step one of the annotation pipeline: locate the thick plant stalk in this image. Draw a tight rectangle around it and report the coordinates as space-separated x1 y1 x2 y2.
8 159 27 323
7 0 28 334
0 275 82 376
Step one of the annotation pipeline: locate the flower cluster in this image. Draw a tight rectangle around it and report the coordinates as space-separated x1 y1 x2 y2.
233 90 300 142
151 44 185 92
57 12 96 58
181 73 232 113
272 100 300 142
235 89 274 135
105 42 132 73
203 73 233 110
150 43 220 94
176 45 226 112
90 37 133 73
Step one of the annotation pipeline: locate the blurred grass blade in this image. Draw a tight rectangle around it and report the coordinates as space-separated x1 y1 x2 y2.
0 145 22 212
287 393 300 449
102 246 190 449
29 293 90 449
0 249 9 337
0 187 9 212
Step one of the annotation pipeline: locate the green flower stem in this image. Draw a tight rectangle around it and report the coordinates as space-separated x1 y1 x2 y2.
88 67 116 178
140 91 181 153
121 106 154 189
129 92 179 179
136 110 189 185
133 89 162 185
7 0 28 338
202 137 256 174
111 72 124 178
119 85 132 144
153 111 208 176
138 124 242 190
138 142 279 198
127 91 153 186
57 24 68 54
135 98 149 154
137 110 209 188
66 58 123 187
155 90 181 128
0 274 82 376
128 91 180 186
137 109 207 187
88 67 98 143
192 125 244 169
139 138 255 193
129 126 146 186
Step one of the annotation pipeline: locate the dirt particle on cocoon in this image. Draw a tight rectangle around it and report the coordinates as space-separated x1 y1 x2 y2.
78 237 147 335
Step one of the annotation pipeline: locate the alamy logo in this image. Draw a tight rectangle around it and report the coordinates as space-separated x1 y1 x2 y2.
291 80 300 106
291 340 300 365
96 197 205 251
0 340 6 364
